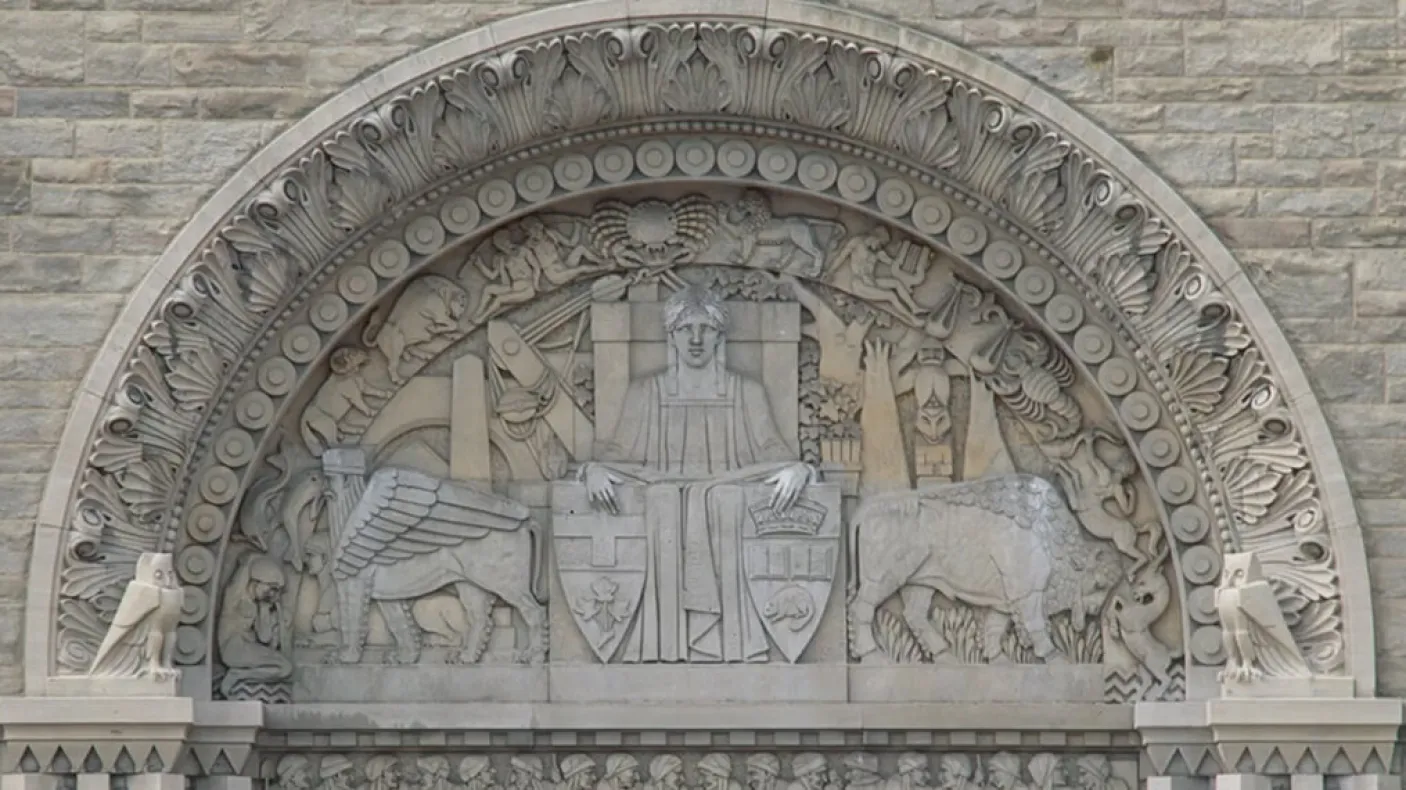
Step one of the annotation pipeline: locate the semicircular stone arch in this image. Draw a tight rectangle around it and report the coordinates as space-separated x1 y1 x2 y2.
27 0 1374 704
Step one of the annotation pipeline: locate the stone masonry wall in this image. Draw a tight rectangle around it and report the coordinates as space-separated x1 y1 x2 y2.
2 0 1404 695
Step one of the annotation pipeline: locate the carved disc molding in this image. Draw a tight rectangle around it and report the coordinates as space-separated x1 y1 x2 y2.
54 21 1343 700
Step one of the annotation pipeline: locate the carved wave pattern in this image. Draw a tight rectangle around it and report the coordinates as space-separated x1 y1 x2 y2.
54 21 1341 676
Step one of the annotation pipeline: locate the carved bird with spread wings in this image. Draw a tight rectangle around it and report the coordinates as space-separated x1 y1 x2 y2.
87 552 184 680
1216 551 1309 684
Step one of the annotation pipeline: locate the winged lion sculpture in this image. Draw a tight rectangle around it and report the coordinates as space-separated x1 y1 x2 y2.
322 450 548 665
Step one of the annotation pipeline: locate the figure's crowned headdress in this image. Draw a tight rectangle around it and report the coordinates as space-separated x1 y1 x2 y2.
748 497 827 536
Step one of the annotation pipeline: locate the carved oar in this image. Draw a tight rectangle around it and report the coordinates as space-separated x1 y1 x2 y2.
487 320 595 460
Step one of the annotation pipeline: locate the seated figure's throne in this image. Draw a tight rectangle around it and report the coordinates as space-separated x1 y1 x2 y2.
553 286 843 669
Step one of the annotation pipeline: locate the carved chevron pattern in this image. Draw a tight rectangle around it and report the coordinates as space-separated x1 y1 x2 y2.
54 21 1343 679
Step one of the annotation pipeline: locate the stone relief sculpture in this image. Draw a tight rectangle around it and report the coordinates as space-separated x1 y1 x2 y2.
363 275 470 387
189 189 1232 703
319 448 548 665
846 476 1123 664
257 753 1133 790
1217 551 1311 685
562 286 838 664
301 347 392 455
55 18 1352 706
216 551 293 698
86 552 183 681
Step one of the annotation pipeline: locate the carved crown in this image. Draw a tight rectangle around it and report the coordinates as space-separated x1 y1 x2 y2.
748 498 827 537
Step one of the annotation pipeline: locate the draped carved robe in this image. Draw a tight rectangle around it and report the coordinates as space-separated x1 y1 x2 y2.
596 368 795 662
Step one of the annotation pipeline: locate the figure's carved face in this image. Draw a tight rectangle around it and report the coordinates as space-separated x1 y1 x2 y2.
746 769 772 790
670 313 723 368
798 771 825 790
446 290 468 319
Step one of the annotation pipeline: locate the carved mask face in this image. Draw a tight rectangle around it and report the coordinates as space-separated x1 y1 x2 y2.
746 769 772 790
670 314 723 369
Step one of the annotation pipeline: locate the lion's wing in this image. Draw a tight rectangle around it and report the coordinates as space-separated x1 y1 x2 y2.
333 467 531 579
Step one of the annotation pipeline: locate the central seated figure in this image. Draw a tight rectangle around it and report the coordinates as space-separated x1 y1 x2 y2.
560 286 837 665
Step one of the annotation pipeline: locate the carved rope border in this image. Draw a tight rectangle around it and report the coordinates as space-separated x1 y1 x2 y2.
26 1 1372 695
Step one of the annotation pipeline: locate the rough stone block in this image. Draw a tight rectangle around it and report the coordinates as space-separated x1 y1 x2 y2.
0 349 92 380
159 121 266 182
130 89 200 118
85 44 172 86
1123 133 1235 186
75 120 162 157
0 159 28 216
1164 103 1274 133
1077 20 1183 46
0 120 73 158
16 89 129 118
1083 103 1164 133
1341 440 1406 498
142 13 243 42
1240 250 1351 319
0 12 85 85
962 20 1077 46
0 255 81 293
1116 77 1255 103
986 48 1112 101
1225 0 1301 16
246 0 355 43
1257 188 1375 217
11 216 114 254
1303 0 1393 14
1116 47 1184 76
171 44 307 86
1186 21 1341 75
0 475 42 519
351 6 481 45
931 0 1034 14
1273 107 1354 158
198 88 324 120
85 12 142 42
307 46 416 88
29 183 202 217
1316 218 1406 248
1038 0 1120 16
1299 346 1384 403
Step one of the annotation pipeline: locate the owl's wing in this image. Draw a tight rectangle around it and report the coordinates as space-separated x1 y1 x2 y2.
88 580 161 676
1239 580 1310 677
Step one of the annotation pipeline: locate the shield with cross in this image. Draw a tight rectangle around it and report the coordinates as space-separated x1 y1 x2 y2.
552 481 649 662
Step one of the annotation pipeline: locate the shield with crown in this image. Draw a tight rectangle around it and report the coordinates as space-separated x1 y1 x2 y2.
741 482 844 663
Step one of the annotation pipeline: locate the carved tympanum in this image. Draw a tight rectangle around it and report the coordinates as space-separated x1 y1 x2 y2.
52 16 1346 705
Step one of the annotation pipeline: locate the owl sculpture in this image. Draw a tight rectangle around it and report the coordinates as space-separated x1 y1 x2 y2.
87 552 184 680
1215 552 1309 684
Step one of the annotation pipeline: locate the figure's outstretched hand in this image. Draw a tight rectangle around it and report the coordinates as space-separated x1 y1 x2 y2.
767 463 814 513
584 463 622 515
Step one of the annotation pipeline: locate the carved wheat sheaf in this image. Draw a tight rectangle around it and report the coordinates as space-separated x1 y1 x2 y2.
54 21 1343 678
